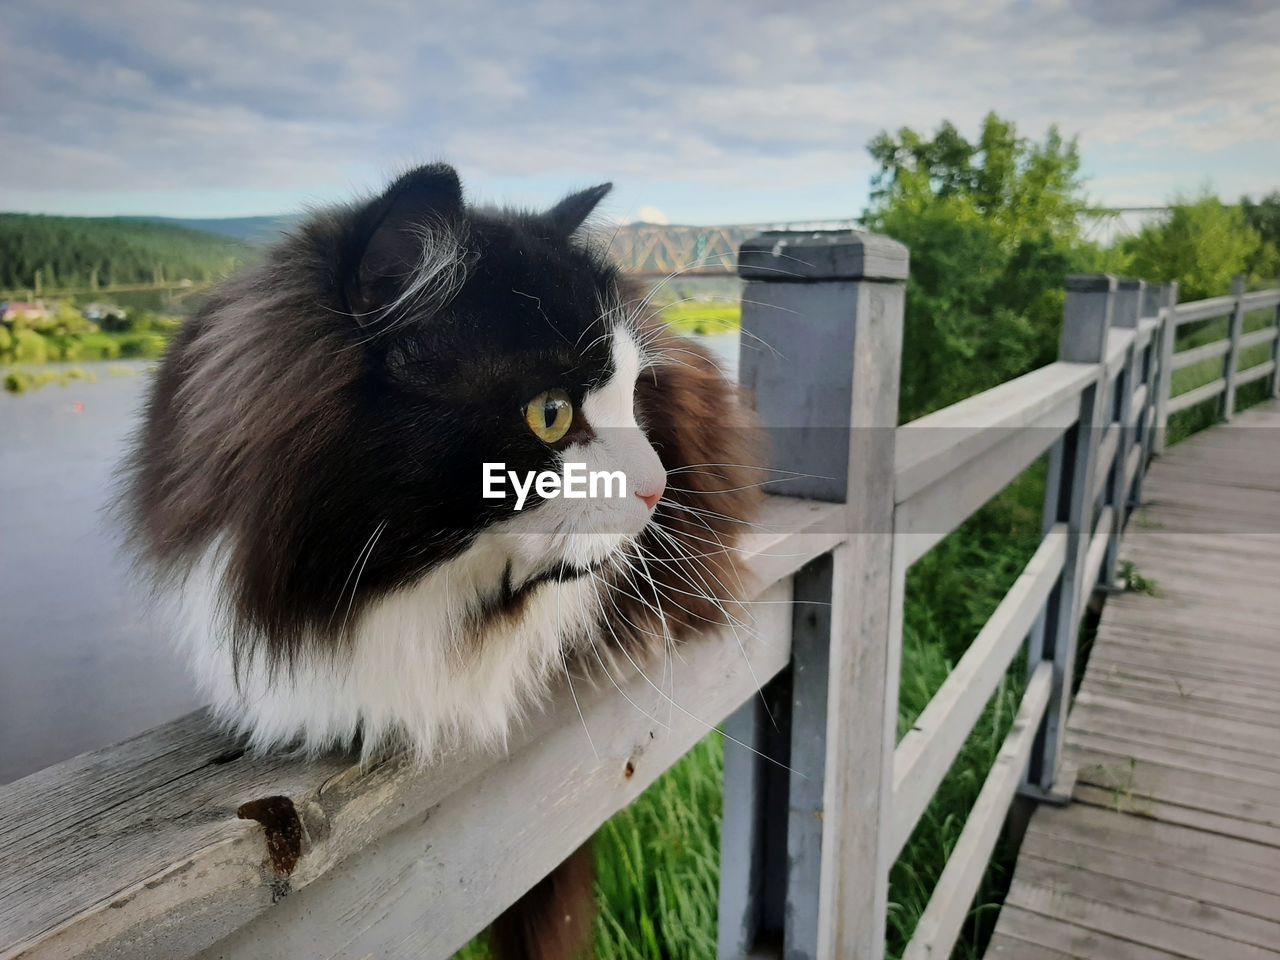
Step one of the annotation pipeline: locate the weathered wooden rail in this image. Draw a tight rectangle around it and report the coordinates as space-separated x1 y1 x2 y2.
2 230 1277 960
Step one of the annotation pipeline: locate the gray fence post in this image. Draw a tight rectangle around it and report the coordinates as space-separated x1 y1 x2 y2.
1223 274 1247 420
1102 279 1141 585
1132 281 1163 503
1152 282 1179 455
1270 273 1280 400
1023 274 1113 801
723 230 907 960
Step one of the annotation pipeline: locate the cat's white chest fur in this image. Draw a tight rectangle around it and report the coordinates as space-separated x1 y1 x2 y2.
171 538 601 760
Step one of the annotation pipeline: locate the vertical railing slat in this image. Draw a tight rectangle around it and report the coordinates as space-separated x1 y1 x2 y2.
1023 274 1113 798
726 230 907 960
1223 274 1247 419
1152 281 1180 455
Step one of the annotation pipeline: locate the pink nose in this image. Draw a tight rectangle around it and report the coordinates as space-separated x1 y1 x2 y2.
635 481 665 511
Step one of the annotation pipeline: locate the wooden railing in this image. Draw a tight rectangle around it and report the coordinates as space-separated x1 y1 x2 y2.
2 233 1277 960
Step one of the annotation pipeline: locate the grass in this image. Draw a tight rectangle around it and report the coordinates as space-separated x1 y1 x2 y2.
660 301 741 337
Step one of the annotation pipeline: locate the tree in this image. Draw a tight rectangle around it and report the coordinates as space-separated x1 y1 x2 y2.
1240 191 1280 278
1121 193 1269 301
864 112 1100 421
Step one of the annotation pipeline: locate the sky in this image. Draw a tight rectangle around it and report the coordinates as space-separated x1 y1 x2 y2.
2 0 1279 225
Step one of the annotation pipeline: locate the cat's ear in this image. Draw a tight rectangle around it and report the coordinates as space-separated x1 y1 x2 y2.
545 183 612 238
344 163 464 314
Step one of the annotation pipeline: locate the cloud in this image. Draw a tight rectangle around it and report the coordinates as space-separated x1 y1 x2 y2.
1 0 1277 219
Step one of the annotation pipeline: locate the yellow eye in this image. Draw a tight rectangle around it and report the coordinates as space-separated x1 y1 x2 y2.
524 388 573 443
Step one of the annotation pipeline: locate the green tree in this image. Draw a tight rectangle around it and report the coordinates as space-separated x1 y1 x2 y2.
1121 193 1268 301
864 112 1100 421
1240 190 1280 277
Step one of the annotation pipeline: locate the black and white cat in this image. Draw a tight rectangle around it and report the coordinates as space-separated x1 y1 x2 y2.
124 163 760 955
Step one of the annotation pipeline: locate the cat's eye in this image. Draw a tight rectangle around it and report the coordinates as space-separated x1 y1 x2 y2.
524 389 573 443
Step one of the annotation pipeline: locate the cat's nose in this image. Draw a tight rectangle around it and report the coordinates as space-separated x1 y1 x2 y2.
635 479 665 511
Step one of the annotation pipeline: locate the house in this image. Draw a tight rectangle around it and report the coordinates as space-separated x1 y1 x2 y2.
0 301 52 325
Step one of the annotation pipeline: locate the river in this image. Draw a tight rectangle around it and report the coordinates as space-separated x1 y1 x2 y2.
0 333 739 783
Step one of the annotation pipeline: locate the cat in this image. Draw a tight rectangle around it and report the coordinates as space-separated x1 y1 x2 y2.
124 163 761 958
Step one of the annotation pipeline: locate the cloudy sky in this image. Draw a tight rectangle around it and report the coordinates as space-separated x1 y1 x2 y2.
2 0 1278 224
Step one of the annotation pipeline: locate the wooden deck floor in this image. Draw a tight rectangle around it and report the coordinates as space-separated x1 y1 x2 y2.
989 400 1280 960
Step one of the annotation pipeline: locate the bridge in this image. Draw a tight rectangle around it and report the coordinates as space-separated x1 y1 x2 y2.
0 230 1275 960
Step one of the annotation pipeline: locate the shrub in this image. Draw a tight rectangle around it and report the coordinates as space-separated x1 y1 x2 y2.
11 328 47 363
118 333 168 358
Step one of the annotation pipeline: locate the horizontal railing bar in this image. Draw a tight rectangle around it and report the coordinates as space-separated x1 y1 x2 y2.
890 527 1066 858
1128 384 1148 427
1167 377 1227 414
899 661 1052 960
1235 359 1277 388
896 396 1078 568
1175 295 1236 325
1134 317 1158 351
1240 289 1280 312
894 362 1096 505
1106 329 1135 376
0 496 844 960
1093 421 1119 496
1238 327 1280 351
1080 505 1115 614
1171 338 1230 371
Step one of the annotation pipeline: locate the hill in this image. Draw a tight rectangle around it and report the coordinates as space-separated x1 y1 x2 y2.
0 214 249 291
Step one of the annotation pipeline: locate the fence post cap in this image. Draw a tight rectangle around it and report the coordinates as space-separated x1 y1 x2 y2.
1065 273 1117 293
1117 278 1145 291
738 230 908 282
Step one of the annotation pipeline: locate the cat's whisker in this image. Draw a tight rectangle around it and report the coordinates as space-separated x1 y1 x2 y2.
329 519 388 632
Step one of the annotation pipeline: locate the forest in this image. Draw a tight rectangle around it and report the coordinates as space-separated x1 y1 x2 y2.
0 214 247 291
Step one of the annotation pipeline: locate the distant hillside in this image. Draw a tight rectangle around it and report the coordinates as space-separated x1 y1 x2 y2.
121 215 300 245
0 214 249 291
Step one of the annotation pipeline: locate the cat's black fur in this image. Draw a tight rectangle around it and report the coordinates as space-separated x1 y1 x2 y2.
124 164 762 958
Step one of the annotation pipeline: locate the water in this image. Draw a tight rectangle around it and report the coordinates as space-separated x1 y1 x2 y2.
0 364 199 783
0 333 739 785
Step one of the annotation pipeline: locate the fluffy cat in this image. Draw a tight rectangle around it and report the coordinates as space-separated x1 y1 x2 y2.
124 164 761 957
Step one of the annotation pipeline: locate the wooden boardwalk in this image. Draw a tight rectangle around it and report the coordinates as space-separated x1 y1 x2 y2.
990 400 1280 960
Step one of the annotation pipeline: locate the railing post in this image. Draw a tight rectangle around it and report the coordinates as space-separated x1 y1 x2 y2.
1152 281 1179 455
1133 281 1163 503
1103 279 1141 583
1023 274 1113 801
1271 274 1280 400
1223 274 1247 420
723 230 907 960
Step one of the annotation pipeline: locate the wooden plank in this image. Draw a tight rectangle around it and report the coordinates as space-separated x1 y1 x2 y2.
1013 854 1280 952
1174 294 1236 325
891 530 1064 855
1007 878 1280 960
1106 328 1135 376
895 397 1075 566
894 361 1093 504
996 903 1194 960
1073 783 1280 847
1031 799 1280 879
1238 326 1279 350
1170 337 1230 371
1166 377 1226 414
1128 383 1148 426
899 663 1051 960
1092 421 1119 500
985 931 1077 960
1237 359 1277 388
1079 506 1114 602
1026 824 1280 906
1240 289 1280 312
